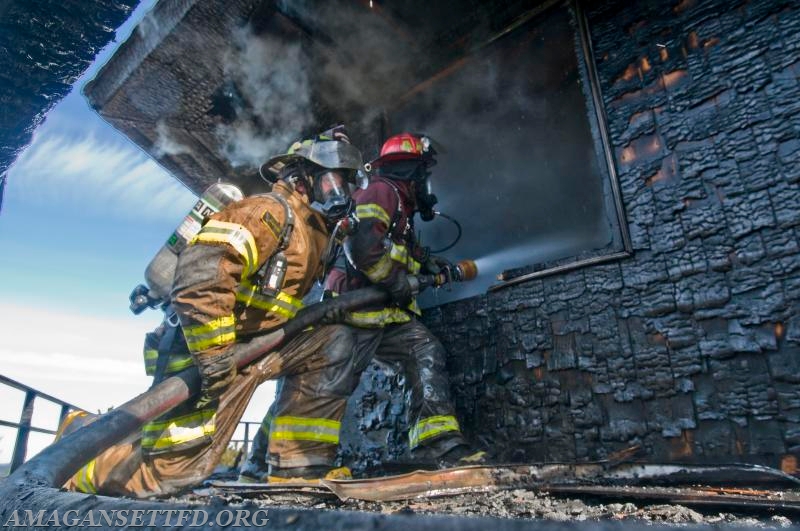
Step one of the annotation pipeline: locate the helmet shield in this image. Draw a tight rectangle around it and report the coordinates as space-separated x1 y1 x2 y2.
260 139 362 182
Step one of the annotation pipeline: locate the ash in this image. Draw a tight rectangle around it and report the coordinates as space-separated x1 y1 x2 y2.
181 489 797 528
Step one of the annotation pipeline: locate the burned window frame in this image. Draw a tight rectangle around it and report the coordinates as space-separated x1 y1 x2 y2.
381 0 632 296
489 0 632 290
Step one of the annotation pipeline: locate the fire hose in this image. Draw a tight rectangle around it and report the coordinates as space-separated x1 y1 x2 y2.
8 262 478 490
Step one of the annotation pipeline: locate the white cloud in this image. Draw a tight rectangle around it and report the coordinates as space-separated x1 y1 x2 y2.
0 303 278 464
0 303 158 412
7 129 195 221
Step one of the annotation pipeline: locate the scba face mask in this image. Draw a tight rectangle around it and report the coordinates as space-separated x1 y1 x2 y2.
310 170 354 223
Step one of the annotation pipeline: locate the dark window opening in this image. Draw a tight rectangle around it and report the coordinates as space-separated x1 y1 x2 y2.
386 1 630 306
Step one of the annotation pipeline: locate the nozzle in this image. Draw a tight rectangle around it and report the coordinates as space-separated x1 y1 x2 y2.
453 259 478 282
431 259 479 287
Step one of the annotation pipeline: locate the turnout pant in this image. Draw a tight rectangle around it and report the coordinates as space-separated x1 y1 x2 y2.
65 325 353 498
267 318 465 470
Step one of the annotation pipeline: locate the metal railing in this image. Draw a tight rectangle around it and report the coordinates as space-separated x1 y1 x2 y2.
230 420 261 464
0 374 85 473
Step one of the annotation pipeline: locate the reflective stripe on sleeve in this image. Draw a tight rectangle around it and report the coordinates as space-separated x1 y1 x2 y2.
408 415 460 448
364 253 393 282
183 315 236 353
270 415 340 444
355 203 391 226
192 220 259 276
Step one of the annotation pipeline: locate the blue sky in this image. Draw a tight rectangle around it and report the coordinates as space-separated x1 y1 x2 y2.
0 1 274 463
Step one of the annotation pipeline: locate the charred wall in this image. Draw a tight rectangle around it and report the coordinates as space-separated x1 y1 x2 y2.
0 0 139 210
340 0 800 474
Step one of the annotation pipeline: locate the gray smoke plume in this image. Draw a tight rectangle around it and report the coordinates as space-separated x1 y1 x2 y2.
215 26 314 168
153 120 191 158
276 0 430 129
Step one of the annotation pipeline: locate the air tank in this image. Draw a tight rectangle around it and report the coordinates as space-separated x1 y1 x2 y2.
139 182 244 307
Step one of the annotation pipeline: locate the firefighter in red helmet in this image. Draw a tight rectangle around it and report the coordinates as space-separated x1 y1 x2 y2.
237 133 484 483
329 132 485 468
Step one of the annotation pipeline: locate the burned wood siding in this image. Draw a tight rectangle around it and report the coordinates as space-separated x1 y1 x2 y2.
341 0 800 473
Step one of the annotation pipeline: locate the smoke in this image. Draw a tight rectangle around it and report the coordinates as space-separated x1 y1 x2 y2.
153 120 191 158
215 26 315 168
276 0 431 130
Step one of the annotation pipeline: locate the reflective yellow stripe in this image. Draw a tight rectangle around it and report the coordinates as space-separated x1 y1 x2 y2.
389 243 408 263
74 459 97 494
356 203 391 226
141 410 216 450
192 220 259 276
183 315 236 353
271 415 340 444
235 279 304 318
365 253 393 282
144 350 194 376
409 415 460 448
144 348 158 376
165 354 194 373
389 243 421 274
346 307 413 327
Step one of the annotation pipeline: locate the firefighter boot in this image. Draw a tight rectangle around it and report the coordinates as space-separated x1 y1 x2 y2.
411 436 488 469
437 444 489 468
267 465 352 484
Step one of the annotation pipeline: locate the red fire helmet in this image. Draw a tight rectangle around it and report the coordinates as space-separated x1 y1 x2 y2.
370 132 431 168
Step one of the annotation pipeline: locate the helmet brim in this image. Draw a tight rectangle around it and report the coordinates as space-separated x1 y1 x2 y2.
258 154 305 183
259 141 363 182
369 152 427 168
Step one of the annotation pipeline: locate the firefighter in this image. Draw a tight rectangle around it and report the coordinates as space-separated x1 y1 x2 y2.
258 133 485 481
64 128 363 497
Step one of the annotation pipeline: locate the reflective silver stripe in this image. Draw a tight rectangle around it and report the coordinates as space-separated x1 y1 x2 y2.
270 415 340 444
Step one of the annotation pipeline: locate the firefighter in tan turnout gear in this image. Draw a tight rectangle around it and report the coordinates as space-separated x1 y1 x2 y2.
65 129 362 497
239 134 485 481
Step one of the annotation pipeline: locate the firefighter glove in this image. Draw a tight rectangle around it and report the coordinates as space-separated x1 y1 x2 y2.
195 351 237 409
423 254 453 275
411 245 431 263
382 270 413 307
319 305 347 324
